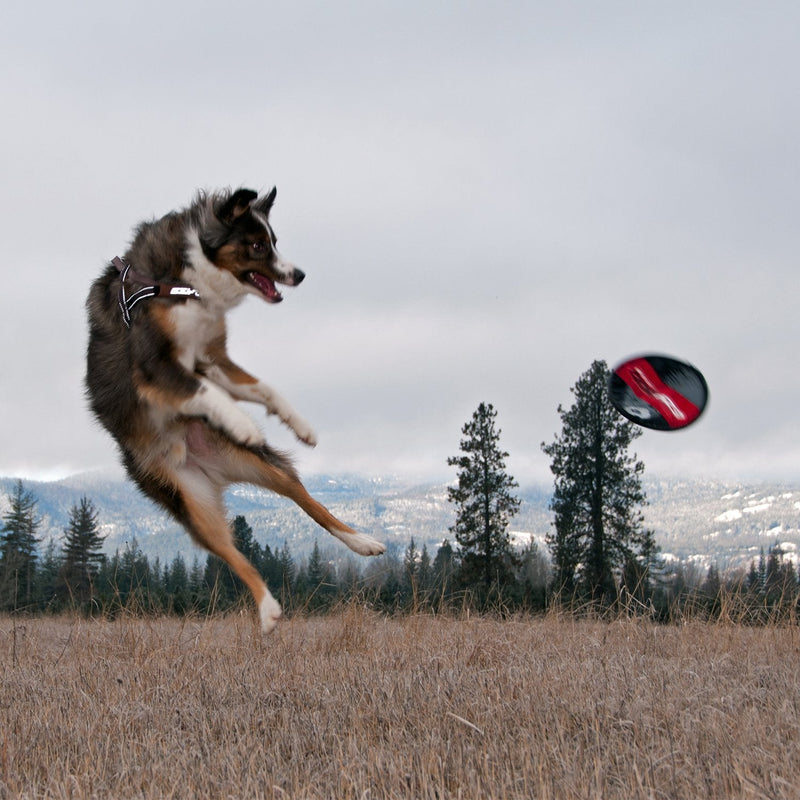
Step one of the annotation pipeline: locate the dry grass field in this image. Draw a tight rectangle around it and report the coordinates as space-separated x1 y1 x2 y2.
1 609 799 799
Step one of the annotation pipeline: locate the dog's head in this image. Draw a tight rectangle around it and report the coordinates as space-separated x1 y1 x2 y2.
195 187 304 304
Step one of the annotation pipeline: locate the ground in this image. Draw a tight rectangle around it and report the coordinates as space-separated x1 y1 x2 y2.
1 610 798 799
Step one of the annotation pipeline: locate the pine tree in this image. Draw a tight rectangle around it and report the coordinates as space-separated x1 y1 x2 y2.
746 559 760 594
0 481 41 611
165 554 190 614
516 540 549 610
59 497 106 610
259 543 282 596
203 553 236 610
765 545 782 602
447 402 521 604
189 555 206 611
702 563 721 599
232 515 258 564
277 541 296 606
306 540 325 586
764 545 797 606
339 558 362 602
417 544 433 603
432 539 456 607
303 539 335 610
150 556 165 611
542 360 658 606
402 537 420 606
37 539 63 610
115 539 154 613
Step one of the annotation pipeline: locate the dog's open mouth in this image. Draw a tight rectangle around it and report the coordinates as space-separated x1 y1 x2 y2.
246 271 283 303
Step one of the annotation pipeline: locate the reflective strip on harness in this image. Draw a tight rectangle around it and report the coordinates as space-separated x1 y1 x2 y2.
113 256 200 328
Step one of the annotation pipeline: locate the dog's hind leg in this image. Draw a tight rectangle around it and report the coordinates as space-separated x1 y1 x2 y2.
258 459 386 556
175 468 282 633
212 436 386 557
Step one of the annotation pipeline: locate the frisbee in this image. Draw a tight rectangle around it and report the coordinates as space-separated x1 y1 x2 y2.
608 354 708 431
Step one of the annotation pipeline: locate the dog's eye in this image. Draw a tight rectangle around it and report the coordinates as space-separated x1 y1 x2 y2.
251 240 267 252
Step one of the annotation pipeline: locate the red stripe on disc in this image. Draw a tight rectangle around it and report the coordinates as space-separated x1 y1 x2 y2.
615 358 700 429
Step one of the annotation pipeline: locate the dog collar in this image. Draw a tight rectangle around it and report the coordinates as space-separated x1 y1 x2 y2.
113 256 200 328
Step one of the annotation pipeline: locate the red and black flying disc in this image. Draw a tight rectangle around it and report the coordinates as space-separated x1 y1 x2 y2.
608 354 708 431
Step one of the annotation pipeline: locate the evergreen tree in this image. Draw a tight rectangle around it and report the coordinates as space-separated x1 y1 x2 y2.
376 549 403 611
702 563 721 600
277 541 296 606
765 545 781 601
188 555 206 611
432 539 457 607
203 553 236 610
109 539 155 613
746 558 760 594
417 544 433 604
447 402 521 604
165 554 190 614
402 537 420 606
757 547 767 592
339 558 362 602
621 553 653 606
259 543 282 597
59 497 106 610
232 515 258 564
306 539 325 586
542 360 658 606
516 540 549 610
37 539 63 610
303 539 335 609
0 481 41 611
149 556 165 611
764 545 797 606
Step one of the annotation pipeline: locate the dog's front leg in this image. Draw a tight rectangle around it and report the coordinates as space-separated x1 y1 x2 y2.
203 359 318 447
178 378 265 447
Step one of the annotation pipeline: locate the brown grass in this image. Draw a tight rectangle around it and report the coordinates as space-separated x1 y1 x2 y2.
1 609 799 799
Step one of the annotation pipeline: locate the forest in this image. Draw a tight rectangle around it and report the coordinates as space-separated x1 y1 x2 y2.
1 480 798 624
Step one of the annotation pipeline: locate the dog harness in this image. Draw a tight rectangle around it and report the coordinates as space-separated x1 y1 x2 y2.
113 256 201 328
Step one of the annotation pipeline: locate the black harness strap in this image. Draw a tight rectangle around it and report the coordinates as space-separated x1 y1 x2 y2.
113 256 200 328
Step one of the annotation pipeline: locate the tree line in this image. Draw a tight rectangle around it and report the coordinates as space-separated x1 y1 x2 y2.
0 477 549 617
2 361 799 622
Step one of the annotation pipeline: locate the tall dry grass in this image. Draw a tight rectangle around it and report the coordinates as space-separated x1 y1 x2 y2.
1 608 799 799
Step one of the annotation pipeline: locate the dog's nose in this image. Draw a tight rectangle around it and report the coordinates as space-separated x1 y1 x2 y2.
292 268 305 286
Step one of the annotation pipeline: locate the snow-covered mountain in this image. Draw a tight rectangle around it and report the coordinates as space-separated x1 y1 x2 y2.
1 472 798 572
644 479 800 571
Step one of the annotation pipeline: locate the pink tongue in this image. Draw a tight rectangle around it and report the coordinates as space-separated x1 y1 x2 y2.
248 272 282 302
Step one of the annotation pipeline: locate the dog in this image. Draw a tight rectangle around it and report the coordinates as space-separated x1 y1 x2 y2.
86 186 385 632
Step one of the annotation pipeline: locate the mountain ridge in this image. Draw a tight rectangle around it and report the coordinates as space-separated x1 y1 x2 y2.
1 472 798 573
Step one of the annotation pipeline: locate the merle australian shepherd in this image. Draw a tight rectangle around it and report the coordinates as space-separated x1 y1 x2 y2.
86 187 385 632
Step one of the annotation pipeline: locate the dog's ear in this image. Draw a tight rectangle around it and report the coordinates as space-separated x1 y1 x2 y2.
217 188 258 223
254 186 277 215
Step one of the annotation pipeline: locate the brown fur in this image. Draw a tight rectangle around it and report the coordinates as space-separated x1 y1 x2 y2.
85 187 385 632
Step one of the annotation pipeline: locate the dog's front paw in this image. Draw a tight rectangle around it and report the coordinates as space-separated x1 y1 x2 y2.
276 411 317 447
293 420 318 448
229 414 264 448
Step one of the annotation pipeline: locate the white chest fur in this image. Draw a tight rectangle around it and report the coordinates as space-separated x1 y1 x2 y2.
168 228 248 372
169 300 223 373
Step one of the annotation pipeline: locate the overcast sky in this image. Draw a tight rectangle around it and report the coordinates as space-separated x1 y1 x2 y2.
1 1 798 486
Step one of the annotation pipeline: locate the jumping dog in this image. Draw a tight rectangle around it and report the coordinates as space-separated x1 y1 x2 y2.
86 187 385 632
